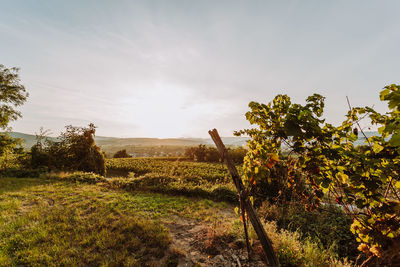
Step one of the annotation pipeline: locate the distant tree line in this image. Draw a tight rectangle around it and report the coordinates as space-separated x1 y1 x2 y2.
113 149 132 158
184 144 247 163
103 145 185 158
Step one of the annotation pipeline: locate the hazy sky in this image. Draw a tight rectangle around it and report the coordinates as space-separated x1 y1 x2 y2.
2 1 400 138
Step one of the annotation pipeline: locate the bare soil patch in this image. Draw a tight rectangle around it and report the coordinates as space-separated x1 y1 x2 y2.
165 216 267 266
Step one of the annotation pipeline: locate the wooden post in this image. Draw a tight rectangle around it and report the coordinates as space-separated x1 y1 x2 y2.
208 129 280 267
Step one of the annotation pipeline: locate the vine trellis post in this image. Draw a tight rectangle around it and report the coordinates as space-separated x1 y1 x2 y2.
208 128 280 267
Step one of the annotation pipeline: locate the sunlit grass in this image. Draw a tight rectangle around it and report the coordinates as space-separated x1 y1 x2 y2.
0 177 231 266
0 175 353 266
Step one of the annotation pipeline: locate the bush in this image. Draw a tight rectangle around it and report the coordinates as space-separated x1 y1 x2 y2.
185 145 219 162
30 124 106 175
184 145 247 163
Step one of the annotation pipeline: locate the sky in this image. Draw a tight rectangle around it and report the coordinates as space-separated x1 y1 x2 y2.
1 0 400 138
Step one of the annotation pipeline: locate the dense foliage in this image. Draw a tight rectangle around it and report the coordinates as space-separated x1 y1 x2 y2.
0 65 28 129
0 65 28 171
185 144 246 163
185 145 220 162
31 124 105 175
236 85 400 265
102 145 186 158
0 134 26 171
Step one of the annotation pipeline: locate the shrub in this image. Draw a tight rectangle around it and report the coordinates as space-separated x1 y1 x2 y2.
184 145 247 163
30 124 106 175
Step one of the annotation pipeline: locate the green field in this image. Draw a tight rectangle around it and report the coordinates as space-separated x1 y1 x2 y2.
0 158 353 266
106 157 231 181
0 177 236 266
105 158 238 203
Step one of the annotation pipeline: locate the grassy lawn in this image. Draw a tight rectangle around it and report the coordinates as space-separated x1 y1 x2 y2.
0 177 231 266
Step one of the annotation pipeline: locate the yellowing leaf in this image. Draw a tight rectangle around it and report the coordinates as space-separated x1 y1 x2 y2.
270 153 279 162
395 181 400 189
373 143 384 154
234 207 239 215
337 173 349 183
387 233 395 239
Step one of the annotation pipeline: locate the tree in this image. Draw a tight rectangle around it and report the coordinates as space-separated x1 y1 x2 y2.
0 65 28 129
0 65 28 170
0 133 25 170
113 149 132 158
228 146 247 164
184 145 221 162
235 86 400 265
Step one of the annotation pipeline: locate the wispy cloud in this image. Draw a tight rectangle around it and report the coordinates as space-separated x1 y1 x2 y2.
2 1 400 137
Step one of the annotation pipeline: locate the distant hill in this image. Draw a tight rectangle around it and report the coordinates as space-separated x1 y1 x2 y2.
95 136 249 147
5 132 58 148
4 131 380 152
3 132 250 149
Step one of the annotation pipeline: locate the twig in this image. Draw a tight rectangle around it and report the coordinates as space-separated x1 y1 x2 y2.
346 96 373 149
360 255 374 267
231 254 242 267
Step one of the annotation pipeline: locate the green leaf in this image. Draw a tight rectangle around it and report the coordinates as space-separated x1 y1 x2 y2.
373 143 384 153
355 199 364 209
321 178 331 188
337 173 349 183
380 88 390 100
389 134 400 147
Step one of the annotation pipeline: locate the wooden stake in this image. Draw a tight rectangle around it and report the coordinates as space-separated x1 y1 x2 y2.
240 193 252 262
208 128 280 267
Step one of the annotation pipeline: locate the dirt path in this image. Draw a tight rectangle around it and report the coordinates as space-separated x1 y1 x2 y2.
164 214 267 266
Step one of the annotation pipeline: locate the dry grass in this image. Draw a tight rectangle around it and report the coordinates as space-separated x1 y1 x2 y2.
262 221 353 267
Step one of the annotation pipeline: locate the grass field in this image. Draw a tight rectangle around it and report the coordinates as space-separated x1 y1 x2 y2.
0 158 354 266
106 157 231 182
105 158 238 203
0 177 234 266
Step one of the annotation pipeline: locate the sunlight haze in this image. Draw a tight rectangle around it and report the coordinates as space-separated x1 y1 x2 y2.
2 0 400 137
